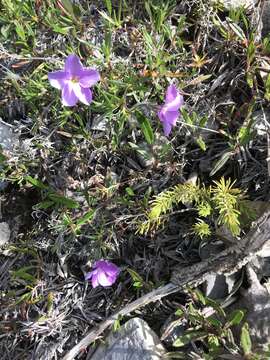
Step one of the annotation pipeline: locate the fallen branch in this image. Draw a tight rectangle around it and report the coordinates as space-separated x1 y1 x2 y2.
63 207 270 360
62 283 179 360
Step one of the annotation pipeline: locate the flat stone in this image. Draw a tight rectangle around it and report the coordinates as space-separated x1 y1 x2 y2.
262 1 270 37
0 118 18 152
219 0 256 9
0 222 10 246
252 111 270 136
230 266 270 350
0 118 19 190
90 318 166 360
200 241 239 300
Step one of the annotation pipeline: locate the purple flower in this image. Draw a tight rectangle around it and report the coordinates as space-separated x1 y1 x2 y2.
85 260 120 288
158 84 184 136
48 54 100 107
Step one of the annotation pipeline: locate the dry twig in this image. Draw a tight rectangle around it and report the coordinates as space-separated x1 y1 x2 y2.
63 207 270 359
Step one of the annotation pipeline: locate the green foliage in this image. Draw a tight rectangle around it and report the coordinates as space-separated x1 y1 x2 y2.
181 108 209 151
193 220 211 239
99 0 126 29
139 177 253 237
113 315 123 332
241 322 252 355
144 0 175 33
135 110 155 145
127 268 144 289
139 182 200 233
265 74 270 101
26 175 79 210
173 330 207 347
212 178 242 236
127 268 154 291
171 289 269 359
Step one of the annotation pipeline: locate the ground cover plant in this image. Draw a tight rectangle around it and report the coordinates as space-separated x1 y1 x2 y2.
1 0 270 359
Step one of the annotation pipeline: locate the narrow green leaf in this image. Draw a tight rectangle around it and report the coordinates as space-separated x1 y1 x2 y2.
196 136 207 151
0 151 7 163
205 297 226 317
247 41 256 64
136 111 154 145
173 330 207 347
207 316 222 328
60 0 76 19
35 200 55 209
52 25 71 35
194 289 206 305
227 309 245 327
48 194 79 209
162 353 186 359
104 0 112 15
265 74 270 101
76 210 95 226
210 151 233 176
208 334 219 349
246 72 253 88
99 10 117 26
14 21 25 41
125 187 135 196
25 176 48 190
181 108 193 125
226 19 246 41
113 318 121 331
127 268 144 284
237 123 253 146
175 308 184 317
240 322 252 355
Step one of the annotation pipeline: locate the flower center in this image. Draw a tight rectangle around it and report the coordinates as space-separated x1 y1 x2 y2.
70 76 79 83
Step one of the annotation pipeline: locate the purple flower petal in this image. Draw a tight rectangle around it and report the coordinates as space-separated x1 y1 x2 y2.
164 85 183 112
85 271 93 281
162 121 172 137
97 270 115 286
91 273 99 288
86 260 120 288
73 84 92 105
62 82 78 107
79 69 100 88
158 85 184 137
94 260 107 269
48 54 99 107
103 262 120 276
160 111 178 136
65 54 83 76
165 84 178 102
48 71 67 90
164 111 179 126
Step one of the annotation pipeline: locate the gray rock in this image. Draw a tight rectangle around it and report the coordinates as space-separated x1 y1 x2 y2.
91 114 109 132
250 236 270 278
90 318 166 360
253 110 268 136
219 0 257 9
0 222 10 246
0 119 19 190
262 1 270 38
251 255 270 278
230 266 270 351
0 118 19 152
200 241 239 300
218 0 270 40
